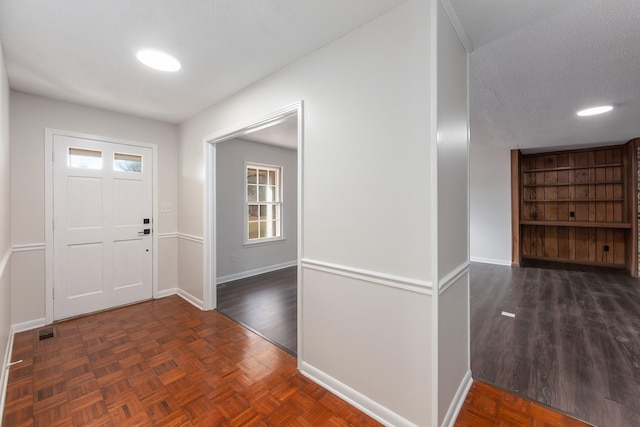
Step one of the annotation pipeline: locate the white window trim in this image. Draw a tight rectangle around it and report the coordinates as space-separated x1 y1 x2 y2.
244 161 285 246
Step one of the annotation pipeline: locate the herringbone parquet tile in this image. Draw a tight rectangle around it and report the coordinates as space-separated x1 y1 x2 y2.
2 296 382 426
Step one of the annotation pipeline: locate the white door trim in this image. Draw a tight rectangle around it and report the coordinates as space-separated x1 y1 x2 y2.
44 128 159 324
202 101 304 364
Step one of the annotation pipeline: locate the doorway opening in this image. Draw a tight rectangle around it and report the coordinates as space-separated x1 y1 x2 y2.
203 102 303 357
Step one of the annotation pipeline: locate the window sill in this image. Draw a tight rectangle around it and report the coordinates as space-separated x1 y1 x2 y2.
243 237 286 248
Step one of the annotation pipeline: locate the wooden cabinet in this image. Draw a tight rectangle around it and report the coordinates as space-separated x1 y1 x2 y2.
512 143 638 274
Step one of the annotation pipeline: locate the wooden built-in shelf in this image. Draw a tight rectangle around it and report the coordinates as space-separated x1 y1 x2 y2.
523 198 624 202
511 143 638 275
520 220 632 229
523 181 623 187
522 255 626 269
521 163 624 173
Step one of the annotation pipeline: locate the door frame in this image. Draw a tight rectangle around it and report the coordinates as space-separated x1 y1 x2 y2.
202 101 304 359
44 128 159 324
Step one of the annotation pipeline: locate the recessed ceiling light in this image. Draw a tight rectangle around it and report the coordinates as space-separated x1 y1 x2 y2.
576 105 613 117
136 49 181 72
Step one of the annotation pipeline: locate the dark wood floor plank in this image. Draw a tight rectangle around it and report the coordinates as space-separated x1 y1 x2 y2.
471 261 640 426
217 266 297 355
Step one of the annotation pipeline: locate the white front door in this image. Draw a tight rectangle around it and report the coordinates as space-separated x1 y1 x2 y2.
53 135 153 320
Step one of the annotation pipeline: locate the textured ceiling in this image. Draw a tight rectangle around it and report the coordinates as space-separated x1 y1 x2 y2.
1 0 638 152
0 0 406 123
447 0 578 51
455 0 640 152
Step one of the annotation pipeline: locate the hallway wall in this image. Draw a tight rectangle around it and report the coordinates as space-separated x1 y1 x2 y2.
9 92 179 325
179 1 434 424
0 39 13 413
470 149 512 265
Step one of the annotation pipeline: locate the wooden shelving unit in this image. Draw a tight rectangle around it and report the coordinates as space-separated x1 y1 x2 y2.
511 143 638 274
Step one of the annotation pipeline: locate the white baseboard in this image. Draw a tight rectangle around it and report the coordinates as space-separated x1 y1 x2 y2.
156 288 178 298
470 256 511 266
300 361 418 427
12 318 46 334
217 260 297 284
441 370 473 427
0 325 15 424
176 289 204 310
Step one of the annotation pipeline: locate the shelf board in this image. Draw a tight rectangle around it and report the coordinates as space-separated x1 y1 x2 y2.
523 181 623 187
523 199 624 202
520 220 632 229
521 255 625 268
521 163 624 173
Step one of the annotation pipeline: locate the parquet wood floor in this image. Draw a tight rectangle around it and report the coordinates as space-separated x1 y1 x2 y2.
2 294 589 426
456 381 591 427
2 296 381 427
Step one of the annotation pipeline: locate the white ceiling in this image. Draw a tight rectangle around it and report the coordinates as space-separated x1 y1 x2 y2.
242 115 298 150
448 0 640 152
0 0 406 123
1 0 638 152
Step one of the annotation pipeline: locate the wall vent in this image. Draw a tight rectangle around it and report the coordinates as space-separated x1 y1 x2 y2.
37 327 57 341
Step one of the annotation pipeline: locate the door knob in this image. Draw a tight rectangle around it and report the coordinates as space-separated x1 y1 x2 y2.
138 229 151 235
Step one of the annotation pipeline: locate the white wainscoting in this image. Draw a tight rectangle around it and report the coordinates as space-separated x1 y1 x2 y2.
301 259 433 425
301 258 432 295
0 324 13 425
441 370 473 427
12 318 46 334
439 261 470 294
157 288 178 298
157 232 178 240
176 288 204 310
0 247 12 424
301 361 419 427
12 243 46 253
177 233 203 244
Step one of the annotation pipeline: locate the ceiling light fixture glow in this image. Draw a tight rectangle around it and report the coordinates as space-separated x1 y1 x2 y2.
136 49 181 72
576 105 613 117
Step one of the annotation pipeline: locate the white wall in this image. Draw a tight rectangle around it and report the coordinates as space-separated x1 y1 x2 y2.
9 91 179 325
469 149 512 265
0 39 13 415
179 1 434 424
216 138 297 281
436 2 471 425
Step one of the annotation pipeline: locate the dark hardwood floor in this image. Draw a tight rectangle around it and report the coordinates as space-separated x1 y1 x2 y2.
471 261 640 426
216 267 297 355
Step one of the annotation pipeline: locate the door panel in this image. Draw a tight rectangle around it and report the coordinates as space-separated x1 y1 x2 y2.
67 243 103 297
68 177 103 228
113 240 143 288
53 135 153 320
114 179 143 226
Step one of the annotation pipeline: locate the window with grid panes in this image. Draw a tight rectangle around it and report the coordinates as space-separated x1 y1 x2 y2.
246 163 282 243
